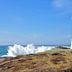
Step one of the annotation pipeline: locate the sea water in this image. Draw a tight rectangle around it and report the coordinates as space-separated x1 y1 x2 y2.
0 44 70 57
0 45 8 57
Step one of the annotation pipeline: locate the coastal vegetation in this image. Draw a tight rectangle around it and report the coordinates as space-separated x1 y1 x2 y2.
0 47 72 72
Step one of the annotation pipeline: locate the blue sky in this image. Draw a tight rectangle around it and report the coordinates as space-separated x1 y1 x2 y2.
0 0 72 45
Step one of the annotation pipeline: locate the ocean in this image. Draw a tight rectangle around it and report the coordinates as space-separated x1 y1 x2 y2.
0 44 70 57
0 45 8 57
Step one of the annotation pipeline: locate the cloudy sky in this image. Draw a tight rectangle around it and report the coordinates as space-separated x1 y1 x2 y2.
0 0 72 45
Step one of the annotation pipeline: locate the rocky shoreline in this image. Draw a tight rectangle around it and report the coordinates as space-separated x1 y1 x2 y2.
0 48 72 72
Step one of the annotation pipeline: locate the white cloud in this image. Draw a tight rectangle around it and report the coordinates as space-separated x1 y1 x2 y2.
53 0 64 8
53 0 72 9
52 0 72 20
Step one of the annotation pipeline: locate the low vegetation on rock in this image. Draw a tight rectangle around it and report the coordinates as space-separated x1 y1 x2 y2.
0 48 72 72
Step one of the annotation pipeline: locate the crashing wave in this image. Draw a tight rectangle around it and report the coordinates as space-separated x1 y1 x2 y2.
1 44 55 57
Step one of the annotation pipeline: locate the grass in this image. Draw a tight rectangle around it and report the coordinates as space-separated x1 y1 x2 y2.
0 48 72 72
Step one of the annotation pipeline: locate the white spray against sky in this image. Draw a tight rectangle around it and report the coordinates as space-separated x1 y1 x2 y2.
2 44 55 57
2 42 71 57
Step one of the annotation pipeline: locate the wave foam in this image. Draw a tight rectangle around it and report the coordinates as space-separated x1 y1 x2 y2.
2 44 55 57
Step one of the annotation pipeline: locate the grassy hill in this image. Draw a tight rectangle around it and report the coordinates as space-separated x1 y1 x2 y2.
0 48 72 72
